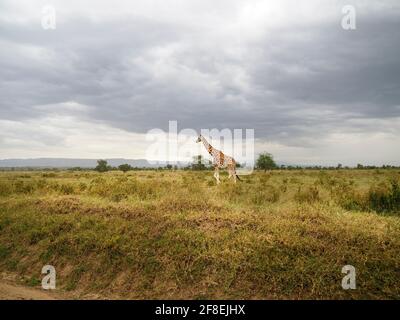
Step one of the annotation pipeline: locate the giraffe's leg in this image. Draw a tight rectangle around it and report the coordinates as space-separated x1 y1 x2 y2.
233 170 237 183
214 166 220 184
231 166 237 183
227 164 235 183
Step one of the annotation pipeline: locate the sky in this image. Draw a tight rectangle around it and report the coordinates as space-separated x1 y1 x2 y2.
0 0 400 166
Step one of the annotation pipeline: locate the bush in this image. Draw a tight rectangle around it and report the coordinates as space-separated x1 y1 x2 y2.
78 182 87 192
59 184 75 195
251 185 280 205
218 183 245 202
334 180 400 214
317 173 339 187
14 180 36 194
368 180 400 213
88 176 166 201
295 186 320 203
110 193 128 202
118 164 133 173
0 181 13 196
42 172 57 178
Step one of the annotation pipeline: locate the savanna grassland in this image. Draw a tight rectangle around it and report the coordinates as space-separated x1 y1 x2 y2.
0 169 399 299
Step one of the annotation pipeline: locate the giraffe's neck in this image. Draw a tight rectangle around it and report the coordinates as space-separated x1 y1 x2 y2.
201 136 214 154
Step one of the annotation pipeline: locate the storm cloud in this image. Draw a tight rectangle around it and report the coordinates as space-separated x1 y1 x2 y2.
1 0 400 165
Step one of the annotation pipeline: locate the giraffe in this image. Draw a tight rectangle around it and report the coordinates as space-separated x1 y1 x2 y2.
196 134 241 184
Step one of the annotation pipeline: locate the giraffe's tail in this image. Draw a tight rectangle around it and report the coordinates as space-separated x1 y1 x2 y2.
235 174 242 181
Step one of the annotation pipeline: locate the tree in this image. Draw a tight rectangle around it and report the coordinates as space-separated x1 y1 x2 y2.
118 163 133 173
95 159 111 172
256 152 277 172
191 155 210 170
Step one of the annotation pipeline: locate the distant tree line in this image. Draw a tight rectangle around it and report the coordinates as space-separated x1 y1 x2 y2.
93 160 180 173
1 156 399 172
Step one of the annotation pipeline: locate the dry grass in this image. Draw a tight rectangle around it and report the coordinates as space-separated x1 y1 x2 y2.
0 169 399 299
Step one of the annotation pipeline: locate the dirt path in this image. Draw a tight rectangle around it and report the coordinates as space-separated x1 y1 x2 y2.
0 272 67 300
0 272 112 300
0 281 59 300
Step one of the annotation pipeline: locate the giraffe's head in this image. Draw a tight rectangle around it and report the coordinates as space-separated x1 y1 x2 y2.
196 135 202 143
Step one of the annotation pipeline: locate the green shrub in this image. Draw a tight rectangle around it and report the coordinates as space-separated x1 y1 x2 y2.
59 184 75 195
14 180 36 194
334 180 400 214
78 182 87 192
0 181 13 196
0 244 10 259
295 186 320 203
368 180 400 213
317 172 339 187
218 183 245 202
42 172 57 178
110 193 128 202
251 185 280 205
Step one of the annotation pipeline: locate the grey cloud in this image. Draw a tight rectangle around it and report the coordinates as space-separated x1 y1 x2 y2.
0 0 400 153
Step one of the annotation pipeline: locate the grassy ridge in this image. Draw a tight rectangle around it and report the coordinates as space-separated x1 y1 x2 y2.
0 170 399 299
